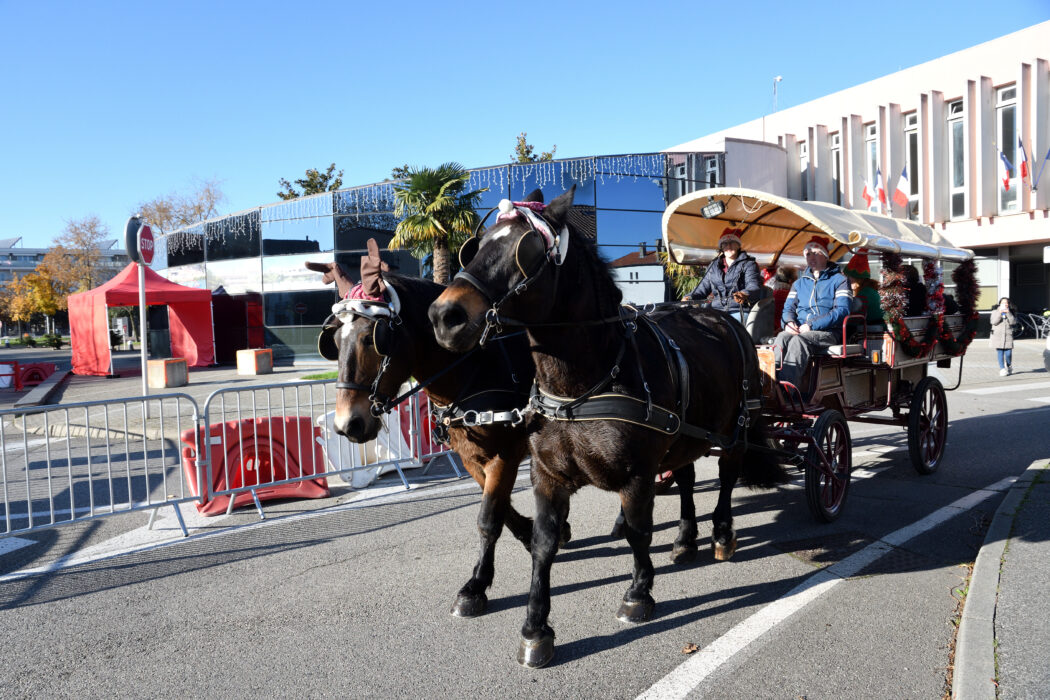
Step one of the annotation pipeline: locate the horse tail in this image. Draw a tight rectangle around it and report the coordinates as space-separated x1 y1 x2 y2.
739 413 791 488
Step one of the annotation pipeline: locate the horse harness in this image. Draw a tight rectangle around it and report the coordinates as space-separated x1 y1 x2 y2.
526 305 762 451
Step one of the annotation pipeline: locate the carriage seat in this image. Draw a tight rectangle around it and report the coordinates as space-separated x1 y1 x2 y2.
744 296 776 344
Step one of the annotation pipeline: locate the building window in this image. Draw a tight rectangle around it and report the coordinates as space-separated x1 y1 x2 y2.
829 133 842 205
904 112 920 220
996 86 1019 213
704 156 719 187
799 141 809 200
947 100 967 219
864 123 878 207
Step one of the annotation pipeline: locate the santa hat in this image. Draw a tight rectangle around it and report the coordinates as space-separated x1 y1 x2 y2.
802 235 830 258
843 249 871 279
718 227 743 250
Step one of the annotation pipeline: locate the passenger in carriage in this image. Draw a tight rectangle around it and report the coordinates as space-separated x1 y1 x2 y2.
683 227 762 319
843 250 884 327
902 264 927 316
773 236 852 399
763 265 797 332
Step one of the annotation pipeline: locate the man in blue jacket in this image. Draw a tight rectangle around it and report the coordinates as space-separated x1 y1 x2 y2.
774 236 852 399
683 228 762 319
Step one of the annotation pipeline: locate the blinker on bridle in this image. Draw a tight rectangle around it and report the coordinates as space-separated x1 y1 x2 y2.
454 199 569 344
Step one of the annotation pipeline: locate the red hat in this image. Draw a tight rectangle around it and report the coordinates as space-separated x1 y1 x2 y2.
844 249 871 279
719 227 743 250
761 267 775 283
803 235 830 258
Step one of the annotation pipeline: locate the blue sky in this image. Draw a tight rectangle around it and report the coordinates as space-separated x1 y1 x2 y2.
2 1 1048 249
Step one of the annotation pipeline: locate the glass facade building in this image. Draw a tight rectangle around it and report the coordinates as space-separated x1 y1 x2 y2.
157 152 722 362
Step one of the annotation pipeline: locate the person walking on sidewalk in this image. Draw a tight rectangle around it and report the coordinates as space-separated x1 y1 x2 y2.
990 296 1016 376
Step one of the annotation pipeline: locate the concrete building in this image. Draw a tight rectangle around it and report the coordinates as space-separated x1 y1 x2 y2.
666 21 1050 315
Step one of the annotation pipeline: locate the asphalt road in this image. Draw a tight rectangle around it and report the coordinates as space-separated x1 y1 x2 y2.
0 342 1047 698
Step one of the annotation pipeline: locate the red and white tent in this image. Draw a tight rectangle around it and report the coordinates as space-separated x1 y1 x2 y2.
68 263 215 376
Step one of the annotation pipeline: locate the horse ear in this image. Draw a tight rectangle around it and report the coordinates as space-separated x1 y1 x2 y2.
544 185 575 228
523 188 544 203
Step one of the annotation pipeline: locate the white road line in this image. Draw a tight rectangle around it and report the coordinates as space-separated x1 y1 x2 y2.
0 537 34 556
1029 396 1050 404
637 476 1016 700
0 470 533 582
961 381 1050 395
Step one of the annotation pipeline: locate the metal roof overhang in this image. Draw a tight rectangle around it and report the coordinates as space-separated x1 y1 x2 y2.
662 187 974 268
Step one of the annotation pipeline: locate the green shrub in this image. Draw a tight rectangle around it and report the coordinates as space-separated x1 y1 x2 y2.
42 334 64 349
21 334 36 348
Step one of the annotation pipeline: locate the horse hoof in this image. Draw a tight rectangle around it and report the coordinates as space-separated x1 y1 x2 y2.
517 634 555 668
671 543 698 564
560 522 572 546
713 538 738 561
616 598 655 624
450 593 487 618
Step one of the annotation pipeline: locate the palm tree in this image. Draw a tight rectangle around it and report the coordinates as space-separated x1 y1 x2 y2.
391 162 485 285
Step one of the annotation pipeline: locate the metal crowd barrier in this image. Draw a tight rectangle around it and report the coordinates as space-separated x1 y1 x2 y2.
0 380 457 541
0 394 201 538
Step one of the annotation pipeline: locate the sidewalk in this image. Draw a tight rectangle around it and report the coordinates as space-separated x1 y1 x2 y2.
954 457 1050 699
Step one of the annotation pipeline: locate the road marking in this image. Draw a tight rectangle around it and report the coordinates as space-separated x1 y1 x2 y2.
0 468 534 582
1029 396 1050 404
961 381 1050 395
0 537 34 556
636 476 1016 700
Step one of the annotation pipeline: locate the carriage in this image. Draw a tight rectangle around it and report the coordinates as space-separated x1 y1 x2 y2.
662 187 980 522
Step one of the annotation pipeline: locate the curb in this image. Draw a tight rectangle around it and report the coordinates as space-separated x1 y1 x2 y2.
953 459 1049 700
12 369 70 409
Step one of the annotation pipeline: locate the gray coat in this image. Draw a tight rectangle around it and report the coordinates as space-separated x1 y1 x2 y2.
990 309 1015 350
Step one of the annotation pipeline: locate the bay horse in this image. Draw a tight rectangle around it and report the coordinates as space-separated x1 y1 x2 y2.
428 188 787 667
319 265 539 618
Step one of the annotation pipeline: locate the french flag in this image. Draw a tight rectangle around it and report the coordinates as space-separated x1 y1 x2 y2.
1018 137 1029 180
999 151 1014 191
874 168 887 208
894 166 910 207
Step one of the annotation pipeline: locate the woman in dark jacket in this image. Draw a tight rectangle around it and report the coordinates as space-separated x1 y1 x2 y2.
683 227 762 318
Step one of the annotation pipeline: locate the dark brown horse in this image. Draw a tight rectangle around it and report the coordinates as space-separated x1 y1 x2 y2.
429 188 787 667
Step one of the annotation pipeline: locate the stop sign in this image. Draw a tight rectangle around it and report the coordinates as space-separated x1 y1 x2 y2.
294 302 308 314
138 224 155 265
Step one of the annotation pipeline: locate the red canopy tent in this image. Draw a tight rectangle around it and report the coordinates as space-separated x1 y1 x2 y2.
68 263 215 376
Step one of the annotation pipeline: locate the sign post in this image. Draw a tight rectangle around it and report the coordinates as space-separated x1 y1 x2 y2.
125 217 155 398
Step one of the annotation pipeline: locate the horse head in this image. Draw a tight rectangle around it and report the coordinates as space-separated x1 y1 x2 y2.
430 187 576 352
311 240 413 442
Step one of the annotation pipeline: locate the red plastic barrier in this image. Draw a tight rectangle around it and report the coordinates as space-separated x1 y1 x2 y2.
180 417 329 516
19 362 56 387
0 361 22 391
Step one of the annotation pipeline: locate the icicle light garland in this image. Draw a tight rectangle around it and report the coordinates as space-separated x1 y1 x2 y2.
161 153 692 258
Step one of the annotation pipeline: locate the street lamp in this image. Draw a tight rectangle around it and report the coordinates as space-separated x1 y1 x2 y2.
773 76 783 112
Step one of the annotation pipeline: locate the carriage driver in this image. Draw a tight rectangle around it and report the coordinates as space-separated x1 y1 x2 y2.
683 227 762 317
773 235 851 399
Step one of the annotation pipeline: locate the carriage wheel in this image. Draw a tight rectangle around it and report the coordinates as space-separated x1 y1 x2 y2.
907 376 948 475
804 410 851 523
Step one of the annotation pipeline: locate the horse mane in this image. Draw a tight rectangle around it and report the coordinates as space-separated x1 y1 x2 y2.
384 272 444 328
560 210 624 313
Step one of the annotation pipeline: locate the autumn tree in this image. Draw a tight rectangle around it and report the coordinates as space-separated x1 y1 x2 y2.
43 215 113 294
135 177 226 233
277 164 344 200
512 132 557 163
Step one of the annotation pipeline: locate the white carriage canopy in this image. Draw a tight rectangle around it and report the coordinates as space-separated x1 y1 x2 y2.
662 187 974 269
